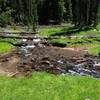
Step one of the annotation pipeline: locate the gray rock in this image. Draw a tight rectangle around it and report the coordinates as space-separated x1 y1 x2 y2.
68 70 80 75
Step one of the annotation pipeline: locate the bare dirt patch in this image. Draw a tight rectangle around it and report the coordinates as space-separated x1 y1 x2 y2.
0 46 87 77
0 52 20 76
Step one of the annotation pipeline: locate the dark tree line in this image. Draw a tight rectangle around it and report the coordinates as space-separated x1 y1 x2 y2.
71 0 100 29
37 0 65 24
0 0 100 29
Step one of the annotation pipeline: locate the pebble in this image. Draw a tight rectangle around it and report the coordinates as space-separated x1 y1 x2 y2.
33 39 41 43
57 60 64 64
93 62 100 67
68 70 80 75
26 45 35 49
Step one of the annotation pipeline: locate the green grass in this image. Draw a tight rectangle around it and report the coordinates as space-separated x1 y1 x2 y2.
39 27 65 36
0 26 100 56
89 46 100 56
50 38 100 56
39 26 100 56
39 24 100 37
50 38 100 46
0 42 14 54
0 38 18 54
0 72 99 100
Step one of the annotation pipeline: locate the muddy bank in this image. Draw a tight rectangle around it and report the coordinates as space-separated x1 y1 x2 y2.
0 38 100 78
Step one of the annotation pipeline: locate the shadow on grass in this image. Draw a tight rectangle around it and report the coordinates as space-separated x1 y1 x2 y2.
50 26 93 36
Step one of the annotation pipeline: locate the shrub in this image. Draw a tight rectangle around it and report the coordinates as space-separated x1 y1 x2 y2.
0 9 13 27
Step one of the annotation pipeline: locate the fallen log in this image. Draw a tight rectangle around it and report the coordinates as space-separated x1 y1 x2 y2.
0 35 34 39
0 32 37 35
0 34 100 39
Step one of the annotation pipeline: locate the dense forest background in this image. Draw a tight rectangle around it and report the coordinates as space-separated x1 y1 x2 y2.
0 0 100 29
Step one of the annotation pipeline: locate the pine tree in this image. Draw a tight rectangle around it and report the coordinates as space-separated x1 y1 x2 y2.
71 0 100 29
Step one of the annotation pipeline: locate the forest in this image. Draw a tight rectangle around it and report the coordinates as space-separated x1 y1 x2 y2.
0 0 100 29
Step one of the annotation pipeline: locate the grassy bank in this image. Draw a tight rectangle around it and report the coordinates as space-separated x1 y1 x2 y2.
0 38 17 54
39 25 100 36
0 72 99 100
50 38 100 55
39 26 100 56
0 25 100 56
0 42 14 54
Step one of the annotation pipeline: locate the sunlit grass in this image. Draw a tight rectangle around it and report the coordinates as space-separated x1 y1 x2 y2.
40 27 65 36
89 46 100 56
39 26 100 56
49 38 100 56
39 24 100 37
0 25 100 56
0 72 99 100
0 42 14 54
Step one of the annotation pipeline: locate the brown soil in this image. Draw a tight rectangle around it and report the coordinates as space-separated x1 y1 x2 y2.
0 46 87 77
0 52 20 76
